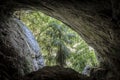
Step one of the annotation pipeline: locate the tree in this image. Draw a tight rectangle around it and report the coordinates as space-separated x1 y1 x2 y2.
20 11 98 72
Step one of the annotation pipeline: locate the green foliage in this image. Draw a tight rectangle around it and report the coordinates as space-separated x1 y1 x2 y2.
20 10 99 72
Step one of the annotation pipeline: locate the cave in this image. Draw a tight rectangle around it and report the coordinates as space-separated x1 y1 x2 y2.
0 0 120 80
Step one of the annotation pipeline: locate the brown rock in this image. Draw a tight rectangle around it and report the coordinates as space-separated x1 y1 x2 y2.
22 66 90 80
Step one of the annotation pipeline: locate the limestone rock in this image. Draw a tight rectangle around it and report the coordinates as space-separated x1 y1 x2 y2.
82 65 91 76
0 18 44 80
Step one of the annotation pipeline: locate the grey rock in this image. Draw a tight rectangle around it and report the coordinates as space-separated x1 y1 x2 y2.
0 18 44 80
82 65 91 76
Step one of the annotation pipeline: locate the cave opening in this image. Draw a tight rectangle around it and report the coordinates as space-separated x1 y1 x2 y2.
1 0 120 80
16 10 99 73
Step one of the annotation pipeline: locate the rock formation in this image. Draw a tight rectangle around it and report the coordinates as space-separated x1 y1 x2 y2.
0 18 44 80
22 66 91 80
1 0 120 80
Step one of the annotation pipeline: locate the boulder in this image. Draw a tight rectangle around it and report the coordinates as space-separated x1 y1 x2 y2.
22 66 91 80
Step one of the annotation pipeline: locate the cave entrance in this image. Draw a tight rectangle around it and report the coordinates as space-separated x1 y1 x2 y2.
1 0 120 79
15 10 99 73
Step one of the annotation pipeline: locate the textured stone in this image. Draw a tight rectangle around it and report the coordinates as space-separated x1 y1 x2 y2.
82 65 91 76
0 18 44 80
1 0 120 80
22 66 90 80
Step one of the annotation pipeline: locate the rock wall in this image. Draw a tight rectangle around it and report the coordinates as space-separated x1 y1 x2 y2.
12 0 120 79
0 17 44 80
1 0 120 80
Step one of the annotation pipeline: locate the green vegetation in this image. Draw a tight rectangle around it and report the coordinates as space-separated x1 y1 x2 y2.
19 11 98 72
